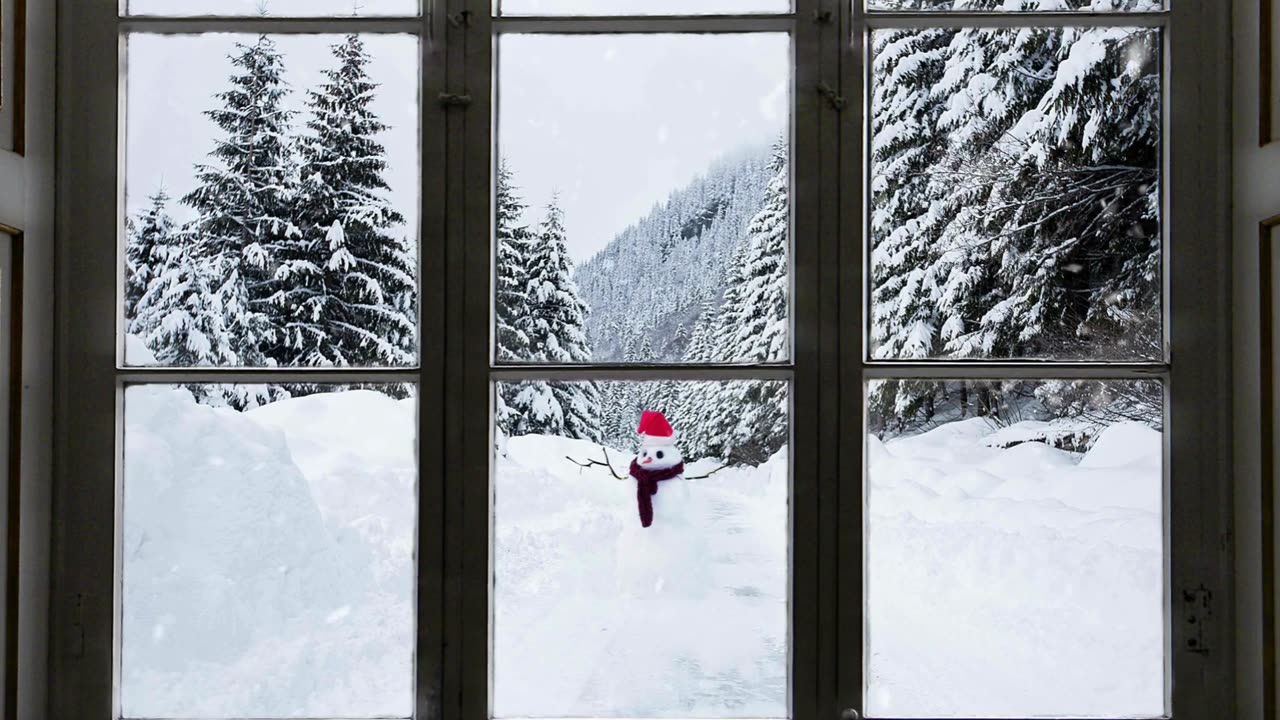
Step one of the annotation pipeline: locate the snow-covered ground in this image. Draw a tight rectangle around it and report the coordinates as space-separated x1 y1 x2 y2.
868 417 1165 718
120 387 1163 718
121 386 417 718
493 434 789 718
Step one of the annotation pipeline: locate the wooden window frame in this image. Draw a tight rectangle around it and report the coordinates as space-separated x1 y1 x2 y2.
50 0 1235 718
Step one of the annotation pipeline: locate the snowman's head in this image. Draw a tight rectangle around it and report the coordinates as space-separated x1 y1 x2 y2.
637 442 683 470
635 410 682 470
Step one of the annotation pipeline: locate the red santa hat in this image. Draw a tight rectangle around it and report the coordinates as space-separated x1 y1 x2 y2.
637 410 678 448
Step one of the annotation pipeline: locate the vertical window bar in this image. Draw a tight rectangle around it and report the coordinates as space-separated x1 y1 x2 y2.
418 1 449 719
839 0 867 716
453 1 493 720
793 1 831 719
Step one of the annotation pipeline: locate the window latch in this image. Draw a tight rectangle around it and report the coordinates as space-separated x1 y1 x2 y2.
439 93 473 109
817 82 846 112
840 709 860 720
448 10 473 28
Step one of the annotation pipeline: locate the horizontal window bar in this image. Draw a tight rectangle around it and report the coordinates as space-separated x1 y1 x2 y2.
118 16 424 34
862 362 1168 380
493 14 794 33
489 365 793 381
116 368 421 384
863 10 1167 28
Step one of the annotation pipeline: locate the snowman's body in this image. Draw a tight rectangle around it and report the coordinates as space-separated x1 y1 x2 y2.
614 427 708 600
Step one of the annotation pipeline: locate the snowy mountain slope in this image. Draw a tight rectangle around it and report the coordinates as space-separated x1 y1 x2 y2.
575 145 774 362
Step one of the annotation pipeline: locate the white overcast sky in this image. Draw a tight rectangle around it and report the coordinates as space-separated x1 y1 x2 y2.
499 33 789 261
126 31 789 264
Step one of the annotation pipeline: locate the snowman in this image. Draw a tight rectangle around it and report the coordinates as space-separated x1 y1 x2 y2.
613 410 708 600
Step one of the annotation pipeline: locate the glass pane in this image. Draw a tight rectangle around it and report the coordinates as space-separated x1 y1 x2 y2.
865 379 1165 718
866 0 1162 10
121 383 417 718
499 0 790 15
495 34 790 365
869 26 1162 361
126 0 419 16
124 34 420 369
493 380 789 717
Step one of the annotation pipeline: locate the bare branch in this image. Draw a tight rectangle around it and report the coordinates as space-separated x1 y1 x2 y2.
565 446 626 480
685 464 731 481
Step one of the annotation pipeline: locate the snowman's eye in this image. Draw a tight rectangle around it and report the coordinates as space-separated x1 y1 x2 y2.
656 451 665 459
642 450 649 457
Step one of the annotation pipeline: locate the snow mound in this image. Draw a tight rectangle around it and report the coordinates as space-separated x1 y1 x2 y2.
121 386 412 718
982 418 1094 452
1079 421 1162 469
124 332 158 365
869 416 1163 717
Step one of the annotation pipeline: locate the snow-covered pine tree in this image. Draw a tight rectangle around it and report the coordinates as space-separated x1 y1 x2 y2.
702 142 790 464
720 140 789 365
183 34 299 372
125 187 179 326
866 23 956 427
506 197 602 442
275 33 416 382
496 159 534 363
958 26 1161 361
132 243 279 408
494 160 536 437
863 9 1162 433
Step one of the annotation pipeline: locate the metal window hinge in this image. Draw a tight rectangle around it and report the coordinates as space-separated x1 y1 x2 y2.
1182 584 1212 654
448 10 472 28
438 93 473 109
817 82 846 112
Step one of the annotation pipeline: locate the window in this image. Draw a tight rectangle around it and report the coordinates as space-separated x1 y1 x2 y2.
53 2 1233 720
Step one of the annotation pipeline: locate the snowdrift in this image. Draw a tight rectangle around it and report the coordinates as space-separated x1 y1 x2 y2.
868 418 1164 718
121 386 414 718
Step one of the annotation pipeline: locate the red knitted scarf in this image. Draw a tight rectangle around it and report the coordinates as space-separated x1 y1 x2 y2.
629 460 685 528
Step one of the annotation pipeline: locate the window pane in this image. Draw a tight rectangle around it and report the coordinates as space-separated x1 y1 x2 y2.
126 0 419 16
493 380 789 717
869 26 1162 361
121 383 417 718
498 0 790 15
495 34 790 365
865 379 1164 718
866 0 1162 10
124 34 420 369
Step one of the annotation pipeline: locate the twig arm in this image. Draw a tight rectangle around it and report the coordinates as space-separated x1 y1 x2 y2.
565 451 627 480
684 464 730 481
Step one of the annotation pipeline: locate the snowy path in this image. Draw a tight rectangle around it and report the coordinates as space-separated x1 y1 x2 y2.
493 435 789 718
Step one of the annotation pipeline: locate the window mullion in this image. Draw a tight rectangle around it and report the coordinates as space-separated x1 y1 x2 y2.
417 1 449 719
450 0 494 719
837 0 867 717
